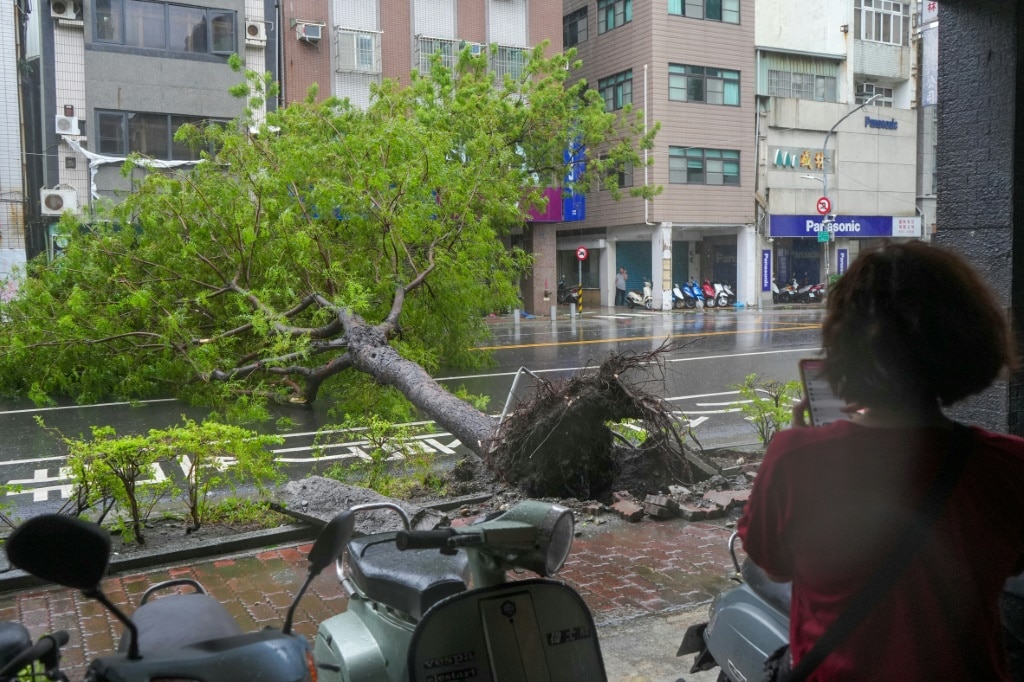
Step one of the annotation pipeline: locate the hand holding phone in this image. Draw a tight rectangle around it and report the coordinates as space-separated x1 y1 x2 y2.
798 358 850 427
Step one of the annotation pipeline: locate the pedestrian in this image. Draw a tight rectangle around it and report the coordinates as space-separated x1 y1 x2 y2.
615 267 627 306
738 241 1024 681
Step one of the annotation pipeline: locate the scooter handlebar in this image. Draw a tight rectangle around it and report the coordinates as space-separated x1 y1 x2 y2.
395 528 456 551
0 630 69 678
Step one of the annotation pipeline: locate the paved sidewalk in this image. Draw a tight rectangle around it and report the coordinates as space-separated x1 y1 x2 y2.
0 516 736 681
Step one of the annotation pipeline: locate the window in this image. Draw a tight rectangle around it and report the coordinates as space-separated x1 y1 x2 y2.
599 70 632 111
95 0 236 55
336 28 382 74
597 0 631 34
493 45 528 81
669 64 739 105
856 82 894 107
97 110 225 161
416 36 458 72
669 147 740 185
599 156 633 190
668 0 739 24
767 70 837 102
854 0 909 46
563 7 588 47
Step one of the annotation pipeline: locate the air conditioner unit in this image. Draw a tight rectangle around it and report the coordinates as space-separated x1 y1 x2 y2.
40 188 79 216
245 20 267 46
296 23 322 41
50 0 78 19
55 115 80 136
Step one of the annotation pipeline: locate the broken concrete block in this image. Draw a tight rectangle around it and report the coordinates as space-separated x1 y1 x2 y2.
611 500 644 522
644 494 680 513
582 502 604 516
702 489 751 512
612 490 635 504
668 484 691 497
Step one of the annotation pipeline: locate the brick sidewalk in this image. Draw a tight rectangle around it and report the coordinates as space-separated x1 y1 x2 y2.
0 517 735 679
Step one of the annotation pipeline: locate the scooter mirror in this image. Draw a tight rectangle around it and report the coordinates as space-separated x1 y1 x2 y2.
6 514 110 592
307 511 356 576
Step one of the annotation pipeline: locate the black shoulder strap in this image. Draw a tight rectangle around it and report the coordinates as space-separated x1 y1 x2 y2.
783 424 972 682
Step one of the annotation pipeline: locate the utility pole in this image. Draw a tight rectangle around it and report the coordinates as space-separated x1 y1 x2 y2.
820 94 881 281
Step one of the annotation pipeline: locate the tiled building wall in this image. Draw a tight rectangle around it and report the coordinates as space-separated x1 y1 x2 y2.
281 0 331 103
0 1 25 276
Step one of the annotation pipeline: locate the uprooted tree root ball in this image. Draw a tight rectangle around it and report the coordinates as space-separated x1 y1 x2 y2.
486 344 721 500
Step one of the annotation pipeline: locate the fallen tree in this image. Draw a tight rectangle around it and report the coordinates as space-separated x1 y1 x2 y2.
0 49 722 497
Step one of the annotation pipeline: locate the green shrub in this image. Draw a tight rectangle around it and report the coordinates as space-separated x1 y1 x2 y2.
732 374 802 446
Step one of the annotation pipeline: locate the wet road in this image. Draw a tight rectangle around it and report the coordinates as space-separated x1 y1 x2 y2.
0 305 825 516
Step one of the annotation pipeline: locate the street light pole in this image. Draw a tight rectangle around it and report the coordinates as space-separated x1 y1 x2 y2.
820 93 881 281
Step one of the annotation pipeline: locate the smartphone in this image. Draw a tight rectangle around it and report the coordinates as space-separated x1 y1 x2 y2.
798 358 850 427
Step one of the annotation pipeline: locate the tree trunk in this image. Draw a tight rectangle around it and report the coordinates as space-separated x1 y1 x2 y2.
346 325 495 459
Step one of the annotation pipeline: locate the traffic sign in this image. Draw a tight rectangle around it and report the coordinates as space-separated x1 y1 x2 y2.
576 246 588 261
816 196 832 215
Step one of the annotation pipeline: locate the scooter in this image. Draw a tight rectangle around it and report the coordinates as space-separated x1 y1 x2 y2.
672 283 688 309
680 532 1024 682
713 282 736 308
4 512 355 681
678 532 787 682
685 278 705 309
626 280 653 309
313 500 606 682
557 277 581 305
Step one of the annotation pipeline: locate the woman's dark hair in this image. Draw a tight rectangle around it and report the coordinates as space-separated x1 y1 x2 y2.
822 240 1018 407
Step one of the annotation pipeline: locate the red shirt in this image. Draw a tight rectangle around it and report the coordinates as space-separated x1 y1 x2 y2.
738 421 1024 681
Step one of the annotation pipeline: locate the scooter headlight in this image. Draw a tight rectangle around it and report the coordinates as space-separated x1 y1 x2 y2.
495 501 575 577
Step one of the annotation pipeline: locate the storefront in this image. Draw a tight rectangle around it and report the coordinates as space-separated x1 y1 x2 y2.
767 214 922 285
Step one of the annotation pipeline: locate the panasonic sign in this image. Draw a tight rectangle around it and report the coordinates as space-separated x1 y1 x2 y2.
769 215 922 238
864 115 898 130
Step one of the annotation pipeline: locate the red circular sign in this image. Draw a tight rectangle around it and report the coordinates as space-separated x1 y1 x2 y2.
816 196 832 215
576 246 589 261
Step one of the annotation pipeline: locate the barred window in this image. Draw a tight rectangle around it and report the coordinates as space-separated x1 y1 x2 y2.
767 70 837 102
856 82 894 107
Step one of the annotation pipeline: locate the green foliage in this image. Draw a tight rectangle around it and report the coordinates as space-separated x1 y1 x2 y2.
54 423 174 544
317 415 446 499
38 416 283 542
732 374 803 446
0 45 656 419
206 497 284 528
606 418 648 446
150 418 284 531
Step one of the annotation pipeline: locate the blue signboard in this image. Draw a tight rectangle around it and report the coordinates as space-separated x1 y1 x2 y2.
837 248 848 275
769 215 922 238
761 250 771 292
562 140 587 222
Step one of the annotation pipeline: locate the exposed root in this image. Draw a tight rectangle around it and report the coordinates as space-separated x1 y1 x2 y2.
487 342 720 499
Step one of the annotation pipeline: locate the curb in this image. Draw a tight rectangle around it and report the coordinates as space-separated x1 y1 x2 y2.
0 522 318 594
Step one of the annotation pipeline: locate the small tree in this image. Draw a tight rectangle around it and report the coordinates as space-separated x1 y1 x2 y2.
62 425 174 544
153 418 285 532
732 374 803 446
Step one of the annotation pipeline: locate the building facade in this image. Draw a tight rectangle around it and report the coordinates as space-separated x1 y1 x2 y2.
18 0 273 264
560 0 757 309
754 0 923 304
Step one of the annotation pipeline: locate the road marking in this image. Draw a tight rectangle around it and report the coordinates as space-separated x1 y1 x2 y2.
438 347 817 382
0 398 177 415
474 324 819 351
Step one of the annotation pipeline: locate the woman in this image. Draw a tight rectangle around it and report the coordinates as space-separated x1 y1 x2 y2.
738 241 1024 680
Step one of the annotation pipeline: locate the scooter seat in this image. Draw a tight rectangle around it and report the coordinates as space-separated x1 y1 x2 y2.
741 558 792 616
120 593 242 655
347 532 469 621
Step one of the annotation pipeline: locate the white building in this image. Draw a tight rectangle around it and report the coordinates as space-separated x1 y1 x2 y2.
754 0 923 301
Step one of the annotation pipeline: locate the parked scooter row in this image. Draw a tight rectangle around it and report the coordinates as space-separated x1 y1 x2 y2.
669 278 735 309
772 278 825 304
4 500 604 682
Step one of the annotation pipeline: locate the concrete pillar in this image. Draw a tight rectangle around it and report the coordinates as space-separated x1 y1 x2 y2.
654 222 673 310
736 224 757 307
